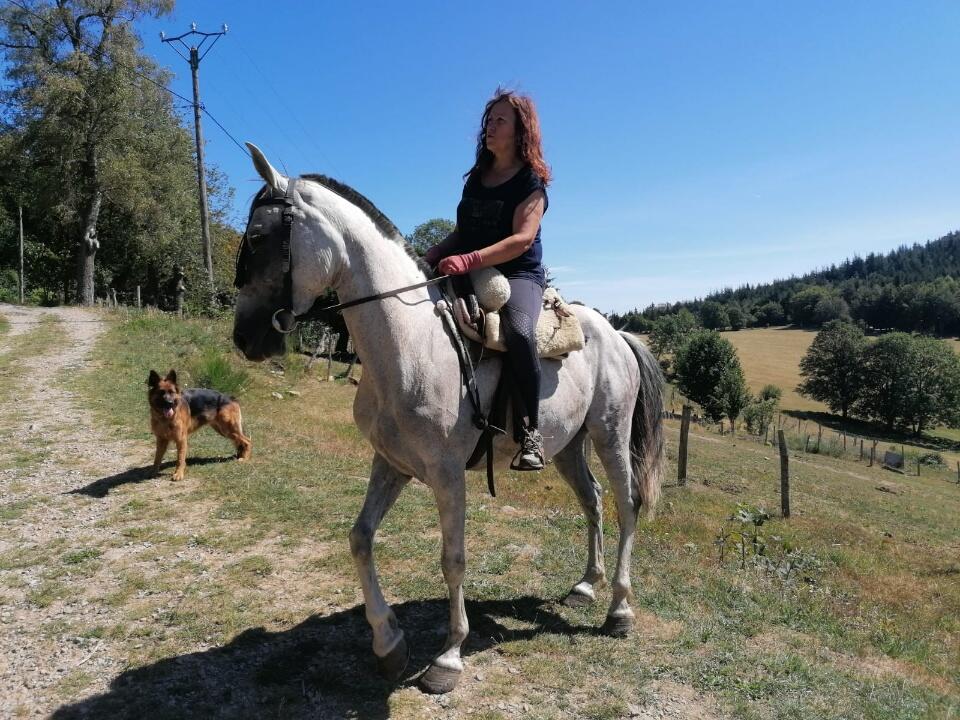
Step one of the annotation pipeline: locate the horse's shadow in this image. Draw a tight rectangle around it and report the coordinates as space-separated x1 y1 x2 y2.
51 596 597 719
69 457 236 498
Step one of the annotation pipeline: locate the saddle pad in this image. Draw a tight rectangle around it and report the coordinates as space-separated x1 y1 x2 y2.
453 285 585 359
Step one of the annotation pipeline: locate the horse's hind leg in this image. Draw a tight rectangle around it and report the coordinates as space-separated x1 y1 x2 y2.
349 453 411 681
588 420 639 637
553 430 606 607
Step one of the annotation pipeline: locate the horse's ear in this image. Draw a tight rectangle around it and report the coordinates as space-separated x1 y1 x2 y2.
246 142 288 193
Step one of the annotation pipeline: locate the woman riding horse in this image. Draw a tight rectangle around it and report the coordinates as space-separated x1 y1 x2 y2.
424 89 550 471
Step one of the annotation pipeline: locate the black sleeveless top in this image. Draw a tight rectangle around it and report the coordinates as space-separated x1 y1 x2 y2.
456 165 548 287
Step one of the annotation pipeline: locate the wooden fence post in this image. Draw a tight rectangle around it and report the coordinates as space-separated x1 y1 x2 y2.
678 405 691 486
869 440 877 467
778 430 790 518
804 435 810 453
326 333 339 381
859 438 864 461
135 285 141 309
344 337 358 382
956 461 959 484
307 330 326 372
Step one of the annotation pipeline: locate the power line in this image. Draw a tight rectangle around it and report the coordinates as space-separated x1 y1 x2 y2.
233 40 340 175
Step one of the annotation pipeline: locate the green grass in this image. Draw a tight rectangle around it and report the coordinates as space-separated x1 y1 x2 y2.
8 310 956 718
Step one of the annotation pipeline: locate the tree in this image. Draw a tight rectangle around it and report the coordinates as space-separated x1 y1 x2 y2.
727 303 746 330
649 308 698 360
797 320 867 419
758 384 782 403
853 332 915 431
812 295 850 325
699 301 729 330
903 335 960 435
1 0 175 305
789 286 835 327
407 218 454 257
754 301 785 327
673 330 745 423
718 363 750 432
743 385 781 436
2 0 235 310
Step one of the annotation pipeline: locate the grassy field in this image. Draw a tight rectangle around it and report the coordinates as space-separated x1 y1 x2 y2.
648 327 960 466
718 327 824 413
4 311 959 718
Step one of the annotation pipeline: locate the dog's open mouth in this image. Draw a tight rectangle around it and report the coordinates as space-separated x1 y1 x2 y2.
163 407 175 419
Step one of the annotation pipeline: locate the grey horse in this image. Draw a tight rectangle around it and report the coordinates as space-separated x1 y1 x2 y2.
232 144 665 694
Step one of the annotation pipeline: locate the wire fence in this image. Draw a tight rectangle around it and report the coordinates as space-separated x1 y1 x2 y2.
665 406 960 483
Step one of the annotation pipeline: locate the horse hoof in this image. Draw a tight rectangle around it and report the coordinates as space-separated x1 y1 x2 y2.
601 614 633 638
375 637 410 682
418 664 461 694
561 589 594 608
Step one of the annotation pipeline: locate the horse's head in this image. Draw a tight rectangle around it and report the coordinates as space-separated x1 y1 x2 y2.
232 143 344 361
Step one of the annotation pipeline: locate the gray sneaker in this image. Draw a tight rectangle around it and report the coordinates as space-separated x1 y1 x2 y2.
511 428 545 471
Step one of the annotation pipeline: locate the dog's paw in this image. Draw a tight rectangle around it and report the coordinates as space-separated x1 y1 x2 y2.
171 471 185 482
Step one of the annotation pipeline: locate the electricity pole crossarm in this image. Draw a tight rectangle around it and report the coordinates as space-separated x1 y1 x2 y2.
160 24 228 302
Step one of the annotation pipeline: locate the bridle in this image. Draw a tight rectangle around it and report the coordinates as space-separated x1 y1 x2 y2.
234 179 448 334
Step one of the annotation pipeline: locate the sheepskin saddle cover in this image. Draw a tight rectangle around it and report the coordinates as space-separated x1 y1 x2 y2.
450 268 585 358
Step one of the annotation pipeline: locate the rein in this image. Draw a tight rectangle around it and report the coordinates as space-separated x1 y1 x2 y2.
271 275 450 333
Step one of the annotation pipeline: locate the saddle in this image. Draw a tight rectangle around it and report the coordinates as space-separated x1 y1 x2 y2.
437 270 585 496
448 269 585 358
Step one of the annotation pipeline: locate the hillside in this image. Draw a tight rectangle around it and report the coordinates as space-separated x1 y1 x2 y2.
613 230 960 337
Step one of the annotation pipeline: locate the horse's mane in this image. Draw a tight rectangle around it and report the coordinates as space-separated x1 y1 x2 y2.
300 173 431 276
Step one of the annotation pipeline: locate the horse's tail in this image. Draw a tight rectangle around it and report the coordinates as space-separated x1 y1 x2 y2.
618 332 664 519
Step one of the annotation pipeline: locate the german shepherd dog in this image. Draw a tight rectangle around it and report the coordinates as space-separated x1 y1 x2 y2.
147 369 252 481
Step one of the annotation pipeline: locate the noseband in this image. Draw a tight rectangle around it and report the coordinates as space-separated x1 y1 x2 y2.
234 179 448 333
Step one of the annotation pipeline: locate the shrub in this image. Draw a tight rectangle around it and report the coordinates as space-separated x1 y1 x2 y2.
190 353 249 396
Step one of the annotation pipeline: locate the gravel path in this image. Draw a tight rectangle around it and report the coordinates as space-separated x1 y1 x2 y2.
0 304 148 718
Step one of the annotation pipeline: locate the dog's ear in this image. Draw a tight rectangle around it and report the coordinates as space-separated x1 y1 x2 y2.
148 370 161 388
165 369 178 387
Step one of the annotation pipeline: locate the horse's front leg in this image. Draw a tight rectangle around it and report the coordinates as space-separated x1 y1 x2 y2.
349 453 411 681
419 473 468 694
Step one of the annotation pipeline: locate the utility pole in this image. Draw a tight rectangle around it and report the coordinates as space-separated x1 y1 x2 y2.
161 23 228 302
18 205 24 304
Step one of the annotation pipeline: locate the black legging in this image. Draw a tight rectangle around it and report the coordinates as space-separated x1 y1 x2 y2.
501 277 543 430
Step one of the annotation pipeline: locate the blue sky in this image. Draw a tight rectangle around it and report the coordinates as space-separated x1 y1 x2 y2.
138 1 960 313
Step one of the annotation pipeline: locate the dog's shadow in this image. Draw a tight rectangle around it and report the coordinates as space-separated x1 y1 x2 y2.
50 596 597 720
69 456 236 498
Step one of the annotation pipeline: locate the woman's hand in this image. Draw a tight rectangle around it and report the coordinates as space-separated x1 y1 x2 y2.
438 251 483 275
424 245 444 266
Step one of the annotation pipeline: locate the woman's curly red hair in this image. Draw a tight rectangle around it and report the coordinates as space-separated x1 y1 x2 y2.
466 88 552 186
